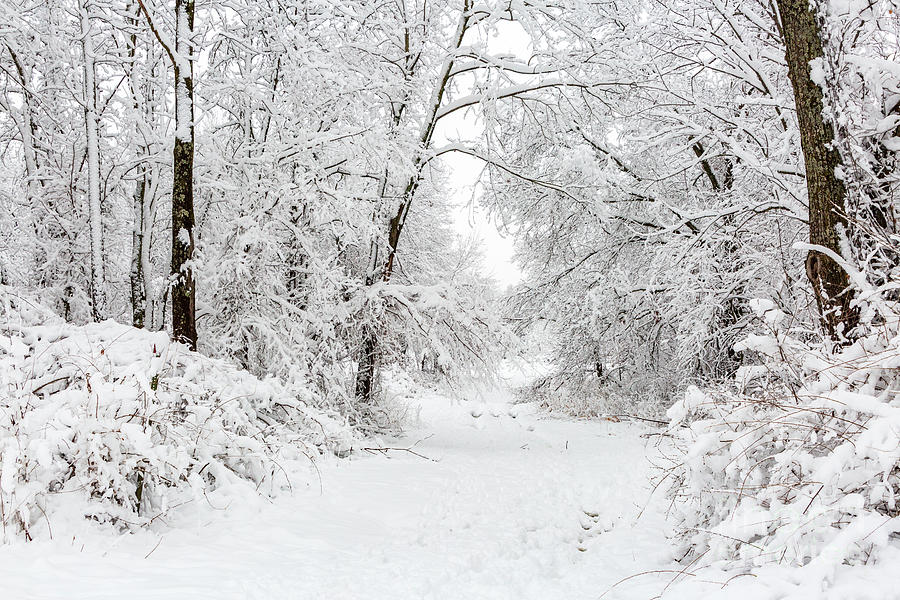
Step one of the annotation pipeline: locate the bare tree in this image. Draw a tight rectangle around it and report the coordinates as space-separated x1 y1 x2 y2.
353 0 477 404
353 0 607 403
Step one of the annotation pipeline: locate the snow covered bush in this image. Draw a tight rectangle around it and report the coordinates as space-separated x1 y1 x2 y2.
663 1 900 573
0 290 347 541
666 295 900 571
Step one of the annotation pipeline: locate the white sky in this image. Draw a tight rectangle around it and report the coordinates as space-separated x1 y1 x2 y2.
441 141 522 290
435 21 531 291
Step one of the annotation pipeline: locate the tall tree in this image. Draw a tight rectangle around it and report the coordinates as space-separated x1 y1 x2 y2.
777 0 857 339
138 0 197 348
170 0 197 348
79 0 106 321
353 1 476 404
128 6 147 329
351 0 604 404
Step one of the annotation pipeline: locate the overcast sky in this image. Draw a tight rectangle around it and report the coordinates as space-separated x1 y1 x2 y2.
435 22 530 291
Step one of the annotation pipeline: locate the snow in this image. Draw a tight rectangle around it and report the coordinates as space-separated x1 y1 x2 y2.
5 0 900 596
0 299 342 542
1 373 898 598
0 383 658 599
810 57 827 86
0 299 896 598
173 2 193 143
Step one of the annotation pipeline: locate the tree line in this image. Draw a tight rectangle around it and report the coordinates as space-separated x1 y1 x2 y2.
1 0 897 419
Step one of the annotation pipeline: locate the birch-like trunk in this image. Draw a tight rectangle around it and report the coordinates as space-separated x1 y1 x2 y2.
128 5 147 328
131 176 147 327
5 49 41 201
80 0 105 321
143 180 157 329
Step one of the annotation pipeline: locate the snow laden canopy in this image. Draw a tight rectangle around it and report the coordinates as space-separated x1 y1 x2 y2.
0 0 900 594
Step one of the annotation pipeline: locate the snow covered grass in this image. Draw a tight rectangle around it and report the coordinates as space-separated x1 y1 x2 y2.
0 350 895 599
0 290 348 542
0 383 676 599
4 287 899 598
665 298 900 576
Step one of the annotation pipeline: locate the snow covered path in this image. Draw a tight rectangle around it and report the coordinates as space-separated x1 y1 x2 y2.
0 392 704 600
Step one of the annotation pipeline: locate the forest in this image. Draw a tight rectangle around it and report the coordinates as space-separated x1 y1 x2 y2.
0 0 898 598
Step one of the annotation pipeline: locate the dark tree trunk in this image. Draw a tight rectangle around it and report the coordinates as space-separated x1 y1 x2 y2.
171 0 197 349
352 178 411 404
131 173 146 328
693 143 744 375
354 323 378 405
128 7 146 329
776 0 857 339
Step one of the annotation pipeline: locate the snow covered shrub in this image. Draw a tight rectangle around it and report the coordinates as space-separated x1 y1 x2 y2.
666 295 900 570
664 3 900 569
816 1 900 280
0 290 346 541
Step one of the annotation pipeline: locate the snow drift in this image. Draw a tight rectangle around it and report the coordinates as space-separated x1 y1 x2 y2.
666 298 900 574
0 290 348 541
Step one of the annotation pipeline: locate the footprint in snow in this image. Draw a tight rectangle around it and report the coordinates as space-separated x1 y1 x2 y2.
576 510 617 551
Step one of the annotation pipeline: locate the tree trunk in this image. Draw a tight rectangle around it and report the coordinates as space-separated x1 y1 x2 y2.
131 174 147 328
171 0 197 349
80 0 105 321
129 5 146 329
6 47 41 201
354 323 378 404
776 0 857 339
353 216 382 404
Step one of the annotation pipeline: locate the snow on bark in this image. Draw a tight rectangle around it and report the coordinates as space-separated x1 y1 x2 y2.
170 0 197 349
80 0 105 321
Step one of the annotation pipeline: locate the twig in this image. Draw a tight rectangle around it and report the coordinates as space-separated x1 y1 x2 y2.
609 414 672 426
361 446 436 461
721 572 757 588
30 376 70 396
802 484 824 515
144 536 163 559
599 570 696 599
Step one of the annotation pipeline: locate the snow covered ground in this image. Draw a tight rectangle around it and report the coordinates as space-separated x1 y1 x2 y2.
0 385 894 600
